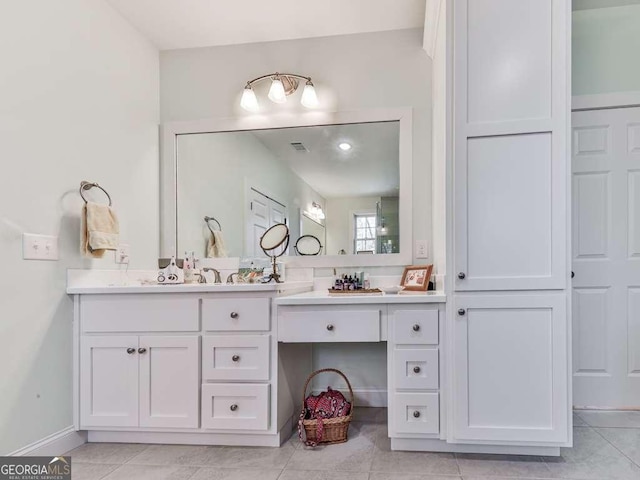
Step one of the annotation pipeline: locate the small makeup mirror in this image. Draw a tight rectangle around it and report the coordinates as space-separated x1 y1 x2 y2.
260 223 290 283
294 235 323 256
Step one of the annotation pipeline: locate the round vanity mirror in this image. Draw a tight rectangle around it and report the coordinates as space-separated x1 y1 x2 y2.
259 223 290 283
294 235 323 256
260 223 289 252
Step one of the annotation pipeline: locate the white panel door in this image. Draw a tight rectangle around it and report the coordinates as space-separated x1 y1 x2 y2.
453 0 569 291
452 294 568 443
80 336 139 428
139 336 200 428
572 107 640 408
246 188 287 257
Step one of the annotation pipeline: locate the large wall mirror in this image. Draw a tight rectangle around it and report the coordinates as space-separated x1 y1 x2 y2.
161 109 412 267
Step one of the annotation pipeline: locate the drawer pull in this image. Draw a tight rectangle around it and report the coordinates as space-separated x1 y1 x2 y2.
413 366 421 374
458 308 466 316
458 272 466 279
230 312 239 319
230 404 238 412
412 324 420 332
326 324 334 331
413 410 421 418
138 347 147 354
126 348 136 355
232 354 240 362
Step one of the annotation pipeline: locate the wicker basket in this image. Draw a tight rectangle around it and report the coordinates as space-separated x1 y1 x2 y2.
299 368 354 445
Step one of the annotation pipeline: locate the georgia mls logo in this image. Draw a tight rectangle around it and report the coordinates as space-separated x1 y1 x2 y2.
0 456 71 480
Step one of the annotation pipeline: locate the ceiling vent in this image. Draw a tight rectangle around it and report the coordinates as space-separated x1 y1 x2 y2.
290 142 309 152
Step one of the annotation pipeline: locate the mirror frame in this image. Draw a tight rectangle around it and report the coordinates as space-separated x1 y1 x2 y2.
160 108 413 268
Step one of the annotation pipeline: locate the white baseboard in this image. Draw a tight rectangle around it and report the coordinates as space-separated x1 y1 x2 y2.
312 388 387 408
391 438 560 456
9 427 87 457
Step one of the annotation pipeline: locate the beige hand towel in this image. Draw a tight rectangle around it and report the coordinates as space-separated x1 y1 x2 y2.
82 201 120 258
206 230 228 258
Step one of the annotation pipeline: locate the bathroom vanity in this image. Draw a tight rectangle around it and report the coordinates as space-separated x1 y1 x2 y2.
68 277 448 448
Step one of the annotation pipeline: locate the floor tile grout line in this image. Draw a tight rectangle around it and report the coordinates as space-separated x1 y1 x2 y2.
590 425 640 469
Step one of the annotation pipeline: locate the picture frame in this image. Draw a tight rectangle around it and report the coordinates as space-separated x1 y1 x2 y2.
400 264 434 291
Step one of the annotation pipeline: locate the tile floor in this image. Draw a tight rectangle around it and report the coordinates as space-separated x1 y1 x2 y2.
65 409 640 480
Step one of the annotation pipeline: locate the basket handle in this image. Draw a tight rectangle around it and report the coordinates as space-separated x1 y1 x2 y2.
301 368 355 409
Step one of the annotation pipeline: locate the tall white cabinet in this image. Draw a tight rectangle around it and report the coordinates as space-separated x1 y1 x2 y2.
440 0 572 450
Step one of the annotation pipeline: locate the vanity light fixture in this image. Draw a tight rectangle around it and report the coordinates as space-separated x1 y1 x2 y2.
338 142 352 151
310 201 326 221
240 72 318 111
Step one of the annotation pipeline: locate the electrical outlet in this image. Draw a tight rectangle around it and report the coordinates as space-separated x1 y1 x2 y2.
23 233 58 261
415 240 428 259
115 244 130 264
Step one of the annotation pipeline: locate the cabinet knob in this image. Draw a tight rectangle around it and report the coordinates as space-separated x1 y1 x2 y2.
126 348 136 354
230 312 239 319
232 354 240 362
413 411 421 418
458 272 466 280
413 366 421 374
230 404 238 412
571 271 575 279
412 324 420 332
326 324 334 331
138 347 147 354
457 309 466 316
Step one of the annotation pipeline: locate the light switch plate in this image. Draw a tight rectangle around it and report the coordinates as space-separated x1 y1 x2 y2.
415 240 428 259
23 233 58 261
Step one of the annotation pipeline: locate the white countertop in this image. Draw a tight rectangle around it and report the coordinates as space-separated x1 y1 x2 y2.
67 281 314 295
275 290 446 305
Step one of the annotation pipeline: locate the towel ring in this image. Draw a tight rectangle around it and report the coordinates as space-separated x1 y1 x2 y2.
204 216 222 235
80 181 112 206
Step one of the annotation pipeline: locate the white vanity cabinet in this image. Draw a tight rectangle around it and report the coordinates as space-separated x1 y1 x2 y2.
388 305 442 438
80 335 200 429
71 287 294 447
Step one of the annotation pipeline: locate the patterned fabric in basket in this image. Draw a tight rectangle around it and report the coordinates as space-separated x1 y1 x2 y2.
298 386 351 447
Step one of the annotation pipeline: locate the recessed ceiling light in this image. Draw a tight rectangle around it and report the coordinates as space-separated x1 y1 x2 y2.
338 142 352 151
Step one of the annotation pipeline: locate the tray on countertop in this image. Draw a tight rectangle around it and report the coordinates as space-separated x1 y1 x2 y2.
327 288 383 296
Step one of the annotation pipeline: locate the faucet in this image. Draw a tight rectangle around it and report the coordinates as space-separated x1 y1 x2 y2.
226 272 240 284
199 268 222 284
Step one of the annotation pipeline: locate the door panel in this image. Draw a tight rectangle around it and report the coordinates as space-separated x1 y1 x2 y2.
453 295 568 443
572 107 640 408
139 336 199 428
80 336 139 428
453 0 568 291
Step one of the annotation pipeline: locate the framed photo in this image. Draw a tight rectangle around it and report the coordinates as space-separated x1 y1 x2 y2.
400 264 434 291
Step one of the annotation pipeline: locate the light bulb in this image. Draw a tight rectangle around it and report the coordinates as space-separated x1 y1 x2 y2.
240 86 259 112
300 81 319 108
268 77 287 103
338 142 352 151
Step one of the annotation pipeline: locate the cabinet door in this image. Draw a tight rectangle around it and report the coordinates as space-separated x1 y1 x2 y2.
139 336 200 428
452 295 569 443
80 335 139 428
453 0 569 291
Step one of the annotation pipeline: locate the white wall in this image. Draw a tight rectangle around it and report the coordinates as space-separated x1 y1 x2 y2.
177 132 325 257
573 5 640 95
0 0 159 454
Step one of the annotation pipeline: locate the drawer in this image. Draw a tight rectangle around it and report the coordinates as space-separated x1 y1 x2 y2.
278 309 380 343
81 294 199 333
393 392 439 435
202 335 270 381
394 348 439 390
201 383 269 430
202 298 270 332
392 308 438 345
